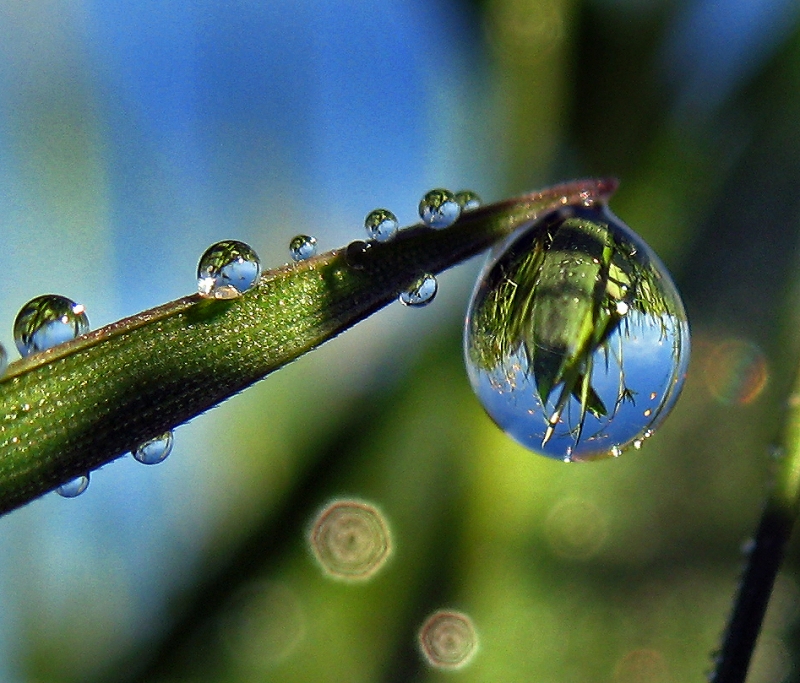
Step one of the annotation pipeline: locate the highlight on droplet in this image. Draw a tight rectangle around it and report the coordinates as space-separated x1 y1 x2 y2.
702 338 768 406
418 609 479 670
308 498 392 582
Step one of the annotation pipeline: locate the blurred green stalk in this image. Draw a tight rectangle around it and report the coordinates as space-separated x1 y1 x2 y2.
712 373 800 682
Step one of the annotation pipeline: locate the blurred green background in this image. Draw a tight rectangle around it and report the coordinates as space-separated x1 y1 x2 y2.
1 0 800 681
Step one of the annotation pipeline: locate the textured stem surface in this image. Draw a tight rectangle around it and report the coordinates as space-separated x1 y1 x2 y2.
0 179 616 514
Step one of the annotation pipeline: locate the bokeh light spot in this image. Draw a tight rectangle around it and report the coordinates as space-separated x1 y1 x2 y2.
703 338 768 405
308 499 392 581
613 648 669 683
418 609 478 670
544 497 609 560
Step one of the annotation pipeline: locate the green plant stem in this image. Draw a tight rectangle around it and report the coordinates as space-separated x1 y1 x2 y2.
0 178 617 515
711 377 800 682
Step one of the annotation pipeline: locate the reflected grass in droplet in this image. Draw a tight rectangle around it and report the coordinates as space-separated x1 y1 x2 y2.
133 430 174 465
419 188 461 229
14 295 90 357
399 274 438 307
465 204 690 461
364 208 399 243
197 240 261 299
289 235 318 262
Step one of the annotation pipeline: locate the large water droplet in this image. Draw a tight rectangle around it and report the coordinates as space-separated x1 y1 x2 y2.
197 240 261 299
57 474 89 498
289 235 317 262
133 431 174 465
364 208 399 243
464 204 690 461
14 295 90 357
399 274 438 307
454 190 482 211
419 189 461 229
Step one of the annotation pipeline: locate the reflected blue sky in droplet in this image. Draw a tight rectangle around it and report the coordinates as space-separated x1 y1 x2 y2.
469 311 689 460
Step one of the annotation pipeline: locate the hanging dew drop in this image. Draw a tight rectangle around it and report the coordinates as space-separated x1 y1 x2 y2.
0 342 7 376
14 295 90 357
56 474 89 498
289 235 317 262
364 208 399 243
197 240 261 299
399 274 438 307
454 190 482 211
464 204 690 462
419 189 461 229
133 431 174 465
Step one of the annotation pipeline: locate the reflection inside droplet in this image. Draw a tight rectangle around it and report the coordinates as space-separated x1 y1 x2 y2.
289 235 317 262
464 204 690 461
56 474 89 498
399 274 438 307
14 295 90 357
364 208 399 242
133 431 174 465
419 189 461 229
197 240 261 299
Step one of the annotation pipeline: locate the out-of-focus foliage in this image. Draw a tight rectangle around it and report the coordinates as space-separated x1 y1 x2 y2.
1 1 800 682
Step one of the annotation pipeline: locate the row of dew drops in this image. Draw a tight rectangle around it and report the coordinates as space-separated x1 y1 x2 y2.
0 188 481 500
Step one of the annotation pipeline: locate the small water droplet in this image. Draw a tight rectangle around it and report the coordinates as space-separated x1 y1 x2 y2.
345 240 371 269
418 610 479 670
308 499 392 581
14 295 90 357
0 343 7 376
197 240 261 299
289 235 317 262
57 474 89 498
419 189 461 229
454 190 482 211
399 274 438 307
464 204 690 461
364 208 399 242
133 431 174 465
